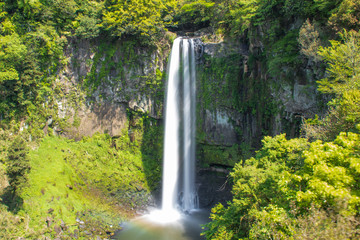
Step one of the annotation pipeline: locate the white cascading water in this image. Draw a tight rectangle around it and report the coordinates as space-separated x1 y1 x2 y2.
116 38 204 239
117 38 208 240
182 39 198 211
161 37 198 216
162 38 181 214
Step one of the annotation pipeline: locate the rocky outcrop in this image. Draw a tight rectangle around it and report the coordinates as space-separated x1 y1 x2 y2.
56 35 173 137
73 102 128 137
56 30 322 164
195 33 321 151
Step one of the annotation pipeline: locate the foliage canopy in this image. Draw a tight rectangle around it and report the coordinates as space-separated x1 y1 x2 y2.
204 133 360 239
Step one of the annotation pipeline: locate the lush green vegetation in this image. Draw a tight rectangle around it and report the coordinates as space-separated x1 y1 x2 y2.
204 132 360 239
1 1 169 237
0 117 163 238
0 0 177 124
201 0 360 237
302 30 360 142
177 0 359 84
1 0 360 239
5 136 31 205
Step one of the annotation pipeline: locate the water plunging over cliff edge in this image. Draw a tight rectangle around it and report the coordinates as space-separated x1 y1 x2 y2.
115 38 208 240
162 37 198 215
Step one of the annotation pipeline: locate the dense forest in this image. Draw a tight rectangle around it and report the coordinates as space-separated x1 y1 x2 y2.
1 0 360 239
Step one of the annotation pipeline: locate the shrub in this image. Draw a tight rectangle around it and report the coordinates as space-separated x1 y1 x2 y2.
6 136 30 198
204 132 360 239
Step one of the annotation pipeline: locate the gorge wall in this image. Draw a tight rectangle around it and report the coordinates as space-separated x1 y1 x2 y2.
56 29 322 167
44 29 327 209
195 28 322 167
56 36 173 138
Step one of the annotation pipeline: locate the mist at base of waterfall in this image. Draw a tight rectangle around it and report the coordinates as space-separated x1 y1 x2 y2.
114 209 210 240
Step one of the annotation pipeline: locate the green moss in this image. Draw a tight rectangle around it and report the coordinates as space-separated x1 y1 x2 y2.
198 52 276 115
83 38 166 109
267 29 302 81
126 110 163 191
199 53 242 111
198 50 280 152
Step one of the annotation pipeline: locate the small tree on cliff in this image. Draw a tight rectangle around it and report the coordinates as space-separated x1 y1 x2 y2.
6 136 31 198
303 30 360 141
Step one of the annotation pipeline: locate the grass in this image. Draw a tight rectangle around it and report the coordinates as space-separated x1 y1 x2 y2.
0 131 159 239
15 136 123 237
23 137 89 227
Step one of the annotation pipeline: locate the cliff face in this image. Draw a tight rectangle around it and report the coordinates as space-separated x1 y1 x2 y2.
56 30 322 166
56 36 173 138
195 28 323 166
198 39 319 144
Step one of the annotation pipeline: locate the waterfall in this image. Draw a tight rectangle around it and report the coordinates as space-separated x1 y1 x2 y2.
162 37 198 214
162 38 181 212
116 38 203 238
182 39 198 211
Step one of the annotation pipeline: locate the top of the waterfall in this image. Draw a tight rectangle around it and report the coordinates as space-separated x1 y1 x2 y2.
173 35 199 38
173 37 203 62
174 36 202 43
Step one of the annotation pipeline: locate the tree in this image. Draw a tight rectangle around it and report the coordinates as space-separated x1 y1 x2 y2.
298 19 322 62
72 1 104 38
230 0 258 34
317 30 360 96
102 0 167 42
0 15 28 118
174 0 215 31
0 22 26 83
40 0 77 32
303 30 360 141
329 0 360 32
6 136 31 197
203 133 360 239
311 0 342 19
